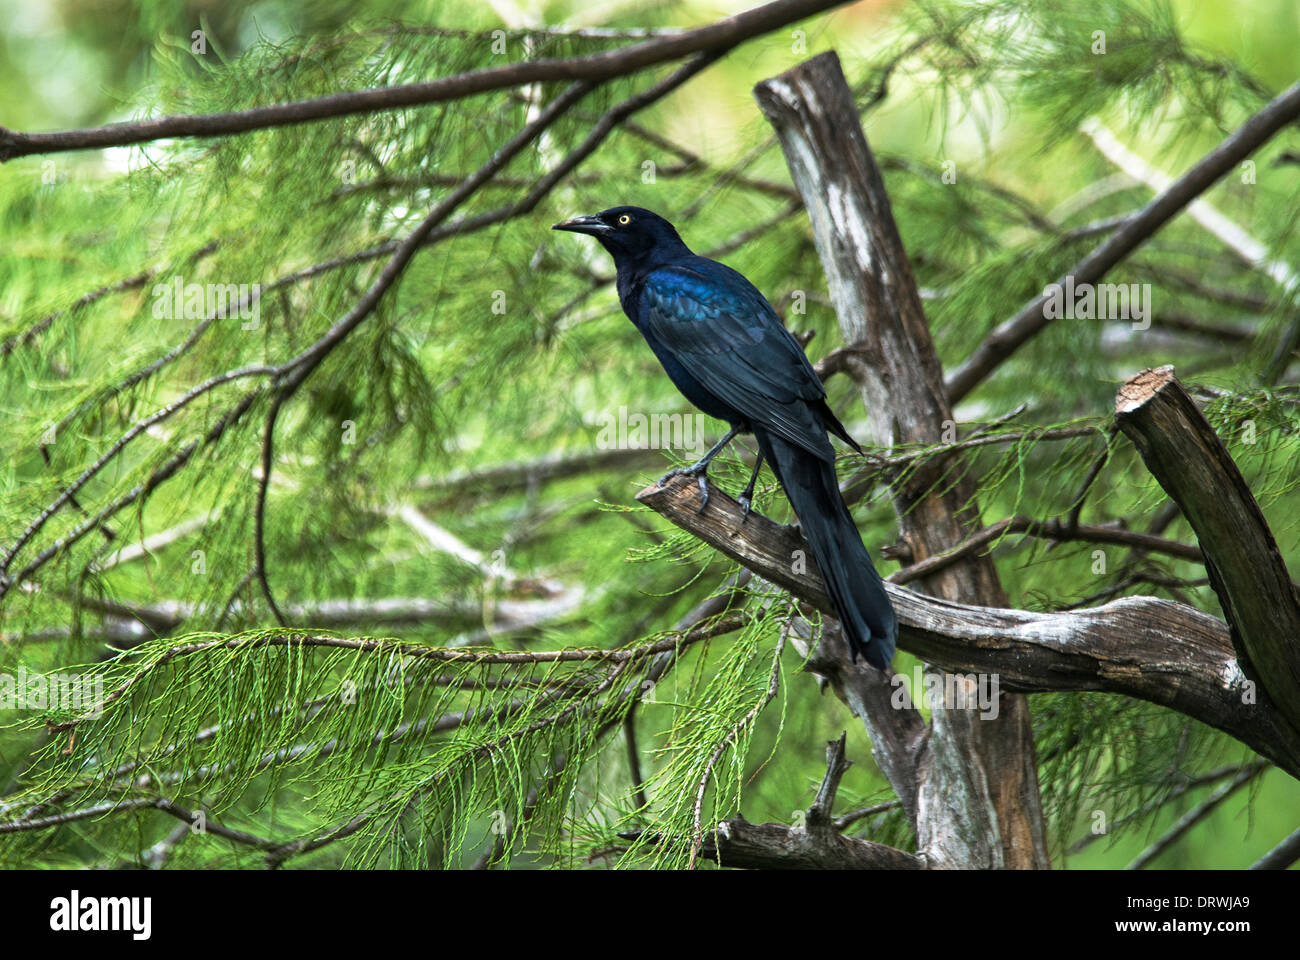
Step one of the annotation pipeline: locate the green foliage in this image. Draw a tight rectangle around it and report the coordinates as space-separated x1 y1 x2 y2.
2 0 1297 868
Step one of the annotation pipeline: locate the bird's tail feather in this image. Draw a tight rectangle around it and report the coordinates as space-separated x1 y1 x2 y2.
757 429 897 670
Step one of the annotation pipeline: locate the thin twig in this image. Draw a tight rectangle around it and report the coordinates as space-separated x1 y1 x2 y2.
255 394 289 626
1251 824 1300 870
946 79 1300 402
1126 764 1263 869
834 800 901 832
1068 761 1268 854
888 514 1203 586
624 712 649 812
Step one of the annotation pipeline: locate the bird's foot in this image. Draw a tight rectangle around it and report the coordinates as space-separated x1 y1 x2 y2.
737 493 753 521
658 462 712 512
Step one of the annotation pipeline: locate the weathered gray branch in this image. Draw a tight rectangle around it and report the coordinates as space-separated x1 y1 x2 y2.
1252 824 1300 870
636 474 1300 781
887 514 1204 586
754 49 1046 868
695 815 926 870
1115 365 1300 735
809 621 925 827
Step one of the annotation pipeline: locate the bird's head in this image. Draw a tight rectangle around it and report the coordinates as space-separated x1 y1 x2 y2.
552 206 690 264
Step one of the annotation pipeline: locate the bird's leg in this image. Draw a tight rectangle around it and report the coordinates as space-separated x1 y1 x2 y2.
658 426 740 512
736 453 764 521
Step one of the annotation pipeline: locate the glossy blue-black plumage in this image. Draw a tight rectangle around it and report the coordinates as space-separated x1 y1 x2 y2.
552 206 897 669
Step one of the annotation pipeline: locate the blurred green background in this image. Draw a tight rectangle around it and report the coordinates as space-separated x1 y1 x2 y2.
1 0 1298 869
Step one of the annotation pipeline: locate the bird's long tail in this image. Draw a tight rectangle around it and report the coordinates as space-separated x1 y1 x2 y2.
756 429 897 670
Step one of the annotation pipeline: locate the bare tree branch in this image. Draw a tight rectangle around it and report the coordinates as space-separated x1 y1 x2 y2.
755 48 1048 869
834 799 900 831
945 79 1300 403
1251 824 1300 870
636 473 1300 781
0 0 846 162
255 394 290 626
1115 365 1300 735
674 815 928 869
1069 761 1268 855
888 514 1205 587
1126 764 1263 869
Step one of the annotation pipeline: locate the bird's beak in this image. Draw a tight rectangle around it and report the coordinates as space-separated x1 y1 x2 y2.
552 214 610 236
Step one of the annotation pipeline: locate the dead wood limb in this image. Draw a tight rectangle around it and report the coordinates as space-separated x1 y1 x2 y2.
636 474 1300 781
754 49 1046 868
1115 365 1300 735
699 815 926 870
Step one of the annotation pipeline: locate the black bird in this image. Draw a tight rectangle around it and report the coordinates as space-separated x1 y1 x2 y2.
553 206 897 670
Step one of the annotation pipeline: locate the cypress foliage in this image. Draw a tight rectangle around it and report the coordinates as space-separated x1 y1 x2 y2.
1 0 1296 868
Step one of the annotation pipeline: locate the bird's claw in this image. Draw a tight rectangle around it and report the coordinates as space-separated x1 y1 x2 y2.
737 494 752 521
657 463 702 486
657 463 711 513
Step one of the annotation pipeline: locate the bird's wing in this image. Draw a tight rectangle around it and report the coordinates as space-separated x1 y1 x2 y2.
640 259 834 461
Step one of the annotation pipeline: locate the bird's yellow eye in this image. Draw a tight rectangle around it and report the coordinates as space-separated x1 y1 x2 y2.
618 214 632 225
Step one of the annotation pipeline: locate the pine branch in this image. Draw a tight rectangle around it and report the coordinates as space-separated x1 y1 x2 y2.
1 385 267 599
47 615 750 737
688 627 786 869
3 53 716 597
628 735 925 870
946 79 1300 403
0 0 846 162
263 654 640 867
0 270 153 358
149 799 276 851
0 363 276 583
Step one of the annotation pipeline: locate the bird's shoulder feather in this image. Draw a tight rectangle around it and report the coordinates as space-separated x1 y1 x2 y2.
638 259 835 460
